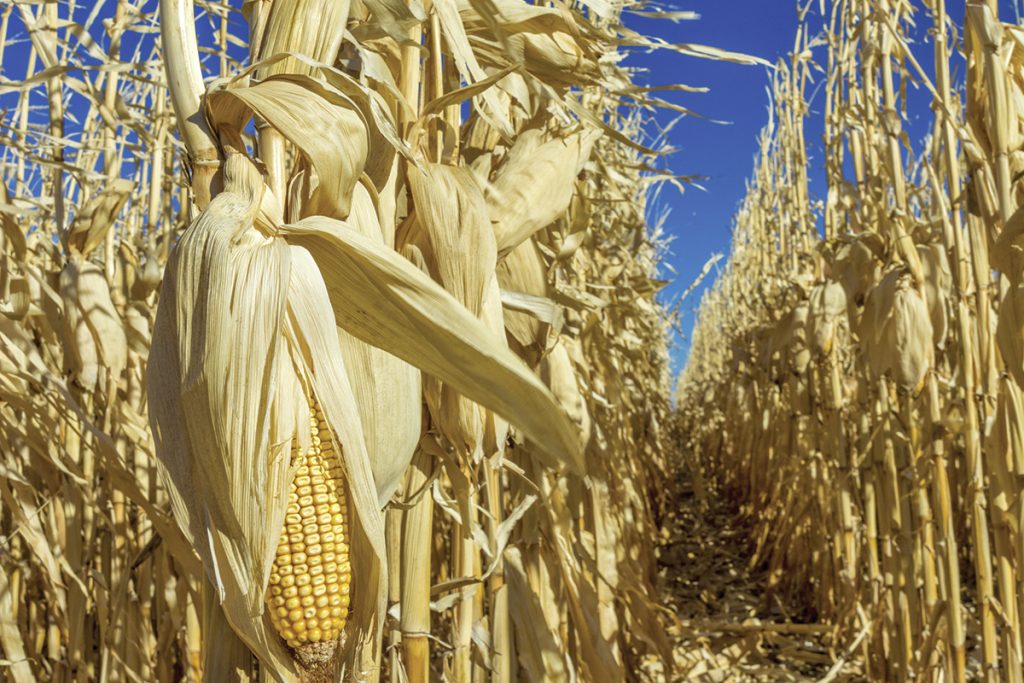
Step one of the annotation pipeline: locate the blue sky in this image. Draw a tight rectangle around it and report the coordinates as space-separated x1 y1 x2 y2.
624 2 809 376
627 1 1021 379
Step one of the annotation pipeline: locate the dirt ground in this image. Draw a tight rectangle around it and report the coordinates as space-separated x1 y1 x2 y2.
639 472 864 682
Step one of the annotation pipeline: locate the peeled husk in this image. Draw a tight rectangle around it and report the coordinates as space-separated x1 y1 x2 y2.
148 154 386 679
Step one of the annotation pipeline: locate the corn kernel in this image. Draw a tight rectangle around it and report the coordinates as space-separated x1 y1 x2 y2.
264 399 351 656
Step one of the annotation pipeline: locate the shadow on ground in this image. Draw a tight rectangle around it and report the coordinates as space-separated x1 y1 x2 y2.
639 470 862 682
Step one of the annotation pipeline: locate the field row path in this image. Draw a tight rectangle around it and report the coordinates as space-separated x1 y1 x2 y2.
641 471 862 682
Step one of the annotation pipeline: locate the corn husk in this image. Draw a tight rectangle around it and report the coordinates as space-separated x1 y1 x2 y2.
67 178 135 257
861 270 934 391
916 242 952 348
59 255 128 391
808 280 848 356
496 238 555 367
487 128 600 256
147 154 385 679
540 342 591 448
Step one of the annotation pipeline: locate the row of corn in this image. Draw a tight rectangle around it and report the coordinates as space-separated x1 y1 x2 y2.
679 1 1024 681
0 0 702 679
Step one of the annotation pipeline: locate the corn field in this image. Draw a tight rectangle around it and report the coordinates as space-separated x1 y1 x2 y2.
680 0 1024 681
5 0 1024 681
0 0 719 679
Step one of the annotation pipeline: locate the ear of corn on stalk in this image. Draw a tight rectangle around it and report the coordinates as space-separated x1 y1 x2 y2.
0 0 708 677
265 395 352 665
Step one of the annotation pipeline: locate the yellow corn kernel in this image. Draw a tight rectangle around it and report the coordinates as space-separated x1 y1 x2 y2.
265 396 351 662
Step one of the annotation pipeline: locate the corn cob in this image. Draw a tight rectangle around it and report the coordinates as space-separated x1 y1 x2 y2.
265 396 352 663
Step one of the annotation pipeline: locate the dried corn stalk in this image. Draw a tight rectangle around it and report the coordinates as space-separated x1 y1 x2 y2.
680 3 1024 681
0 0 710 678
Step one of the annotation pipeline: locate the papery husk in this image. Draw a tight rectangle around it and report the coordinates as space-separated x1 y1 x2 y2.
67 178 135 257
118 241 139 299
148 154 386 680
1 276 31 321
890 284 934 393
286 250 388 680
488 128 600 256
133 244 164 299
790 301 811 375
338 183 422 506
496 238 553 367
408 163 496 454
479 272 512 456
59 254 128 391
834 232 884 323
917 242 952 348
992 202 1024 283
808 280 847 356
766 302 810 377
124 302 151 357
997 281 1024 389
861 270 934 391
541 342 591 448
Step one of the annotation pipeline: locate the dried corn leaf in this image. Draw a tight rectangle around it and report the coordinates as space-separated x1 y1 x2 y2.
488 129 600 256
279 215 585 474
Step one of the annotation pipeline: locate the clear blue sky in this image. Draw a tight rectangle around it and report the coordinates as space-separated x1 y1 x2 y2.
627 1 1022 380
624 2 807 377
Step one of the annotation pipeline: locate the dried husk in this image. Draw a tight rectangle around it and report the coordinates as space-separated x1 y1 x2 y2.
917 242 952 348
59 255 128 391
834 232 884 322
407 163 496 454
997 282 1024 389
861 270 934 392
540 342 591 448
337 183 422 506
133 245 164 299
487 128 600 256
808 280 847 356
496 238 554 367
148 154 386 679
1 277 31 321
67 178 135 257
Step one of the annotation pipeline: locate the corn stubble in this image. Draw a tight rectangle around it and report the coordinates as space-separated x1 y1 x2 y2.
680 1 1024 681
0 0 716 679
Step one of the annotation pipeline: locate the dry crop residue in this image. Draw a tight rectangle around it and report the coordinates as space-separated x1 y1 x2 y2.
641 472 862 682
